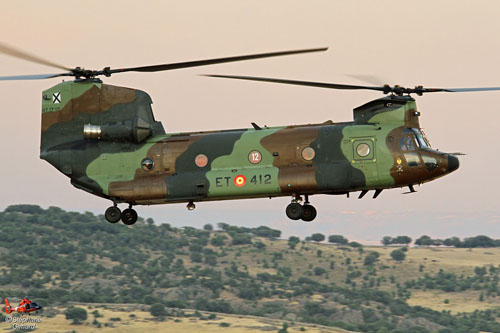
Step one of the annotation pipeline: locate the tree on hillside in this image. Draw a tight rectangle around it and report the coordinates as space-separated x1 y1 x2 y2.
217 223 229 230
311 233 325 243
382 236 412 246
203 224 213 231
392 236 412 245
382 236 392 246
328 235 348 245
252 226 281 238
432 239 444 246
5 204 44 214
463 235 496 248
415 235 433 246
288 236 300 249
444 237 461 247
210 234 227 247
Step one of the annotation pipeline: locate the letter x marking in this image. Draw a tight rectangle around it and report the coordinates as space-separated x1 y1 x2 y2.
52 92 61 104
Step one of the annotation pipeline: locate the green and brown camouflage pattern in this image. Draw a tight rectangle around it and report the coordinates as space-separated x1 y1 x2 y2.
40 81 459 206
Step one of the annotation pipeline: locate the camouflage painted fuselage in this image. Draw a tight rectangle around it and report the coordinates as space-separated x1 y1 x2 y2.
40 81 458 206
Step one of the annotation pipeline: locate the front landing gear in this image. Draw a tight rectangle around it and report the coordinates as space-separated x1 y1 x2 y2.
105 206 121 223
121 208 138 225
104 204 138 225
285 195 317 222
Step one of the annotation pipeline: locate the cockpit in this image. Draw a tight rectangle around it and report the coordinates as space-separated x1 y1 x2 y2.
399 128 438 171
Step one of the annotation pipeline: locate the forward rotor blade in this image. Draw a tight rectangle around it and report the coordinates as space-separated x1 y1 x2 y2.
0 42 70 71
108 47 328 74
205 74 500 96
204 74 385 91
0 73 71 81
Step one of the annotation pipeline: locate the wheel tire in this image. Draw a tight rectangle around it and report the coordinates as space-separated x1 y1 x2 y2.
105 206 121 223
286 203 303 220
301 205 317 222
121 208 138 225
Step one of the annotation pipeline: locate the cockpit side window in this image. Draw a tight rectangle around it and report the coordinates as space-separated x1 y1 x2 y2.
400 135 416 151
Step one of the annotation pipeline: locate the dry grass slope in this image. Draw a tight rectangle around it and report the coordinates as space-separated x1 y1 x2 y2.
0 305 350 333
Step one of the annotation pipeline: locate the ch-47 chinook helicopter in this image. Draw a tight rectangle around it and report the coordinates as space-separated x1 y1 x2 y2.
3 43 500 225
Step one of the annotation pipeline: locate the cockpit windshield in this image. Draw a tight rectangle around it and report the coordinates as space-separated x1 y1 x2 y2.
411 128 431 148
400 135 416 151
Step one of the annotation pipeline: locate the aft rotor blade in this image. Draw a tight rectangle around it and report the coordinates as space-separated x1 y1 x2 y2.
0 73 71 81
204 74 385 91
347 74 387 86
444 87 500 92
108 47 328 74
0 42 71 71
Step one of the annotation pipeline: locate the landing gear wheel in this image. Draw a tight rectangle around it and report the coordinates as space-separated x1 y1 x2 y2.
286 203 303 220
121 208 138 225
105 206 121 223
301 205 317 222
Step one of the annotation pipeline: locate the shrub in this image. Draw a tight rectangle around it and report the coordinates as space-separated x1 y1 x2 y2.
150 303 167 317
64 306 87 324
314 267 326 276
390 249 406 262
231 233 252 245
190 252 203 263
364 251 379 266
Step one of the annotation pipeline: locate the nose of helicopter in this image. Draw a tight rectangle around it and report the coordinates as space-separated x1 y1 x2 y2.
448 155 459 172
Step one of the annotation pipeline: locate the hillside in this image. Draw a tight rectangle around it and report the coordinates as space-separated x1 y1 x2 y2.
0 304 349 333
0 205 499 332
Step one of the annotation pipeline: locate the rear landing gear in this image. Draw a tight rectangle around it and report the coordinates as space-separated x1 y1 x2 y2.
285 195 317 222
285 203 303 220
301 204 317 222
104 204 138 225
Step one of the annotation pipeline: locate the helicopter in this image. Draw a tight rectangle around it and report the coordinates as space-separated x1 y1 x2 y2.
2 43 500 224
4 297 42 315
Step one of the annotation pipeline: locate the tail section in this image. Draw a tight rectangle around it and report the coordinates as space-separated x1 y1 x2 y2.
40 81 165 194
4 298 12 314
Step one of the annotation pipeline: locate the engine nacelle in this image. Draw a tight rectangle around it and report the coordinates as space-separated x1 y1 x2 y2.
83 117 152 143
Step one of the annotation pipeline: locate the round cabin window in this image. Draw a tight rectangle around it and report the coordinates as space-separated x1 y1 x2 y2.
302 147 315 161
356 143 371 157
141 158 154 171
248 150 262 164
195 154 208 168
